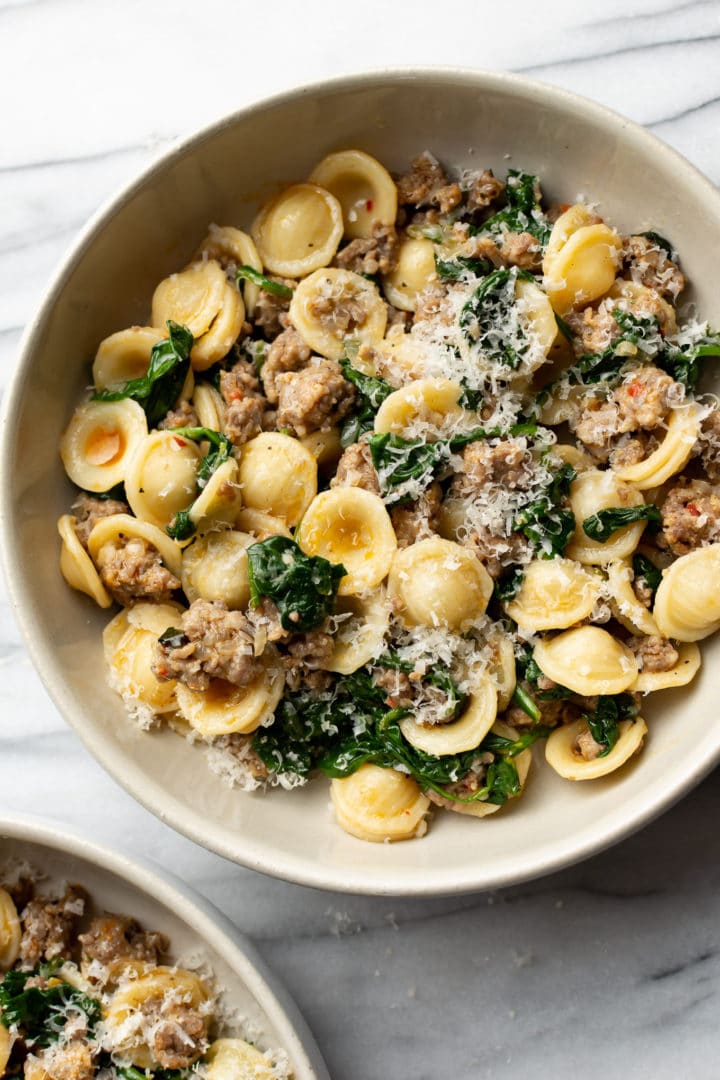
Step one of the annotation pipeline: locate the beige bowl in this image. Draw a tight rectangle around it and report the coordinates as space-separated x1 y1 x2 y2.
2 70 719 895
0 813 328 1077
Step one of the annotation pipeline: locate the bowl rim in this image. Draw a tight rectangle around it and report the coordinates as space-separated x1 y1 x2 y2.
0 811 330 1079
3 66 720 896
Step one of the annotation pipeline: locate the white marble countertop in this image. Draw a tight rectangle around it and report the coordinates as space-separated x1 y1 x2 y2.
3 2 720 1076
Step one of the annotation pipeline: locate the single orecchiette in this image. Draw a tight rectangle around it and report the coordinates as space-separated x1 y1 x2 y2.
181 530 254 608
251 183 343 277
92 326 165 389
309 149 398 239
545 716 647 780
324 588 390 674
383 236 437 311
373 377 464 437
505 557 602 631
297 487 397 596
331 764 430 842
175 650 285 737
387 537 493 631
151 259 227 338
533 626 639 696
124 430 202 530
399 672 497 756
205 1038 276 1080
288 267 387 360
0 887 21 970
238 432 317 527
654 543 720 641
60 398 148 492
566 468 648 564
613 403 702 489
57 514 113 608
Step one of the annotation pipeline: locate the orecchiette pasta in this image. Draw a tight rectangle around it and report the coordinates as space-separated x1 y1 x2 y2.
92 326 165 389
238 432 317 526
251 182 343 277
505 557 602 631
388 538 493 631
124 430 202 529
57 514 113 608
533 626 639 696
205 1038 276 1080
383 236 437 312
188 458 243 530
151 259 227 337
297 487 397 595
60 398 148 492
181 530 254 608
613 403 702 489
175 650 285 737
545 717 648 780
0 888 20 970
309 149 397 238
331 764 430 842
234 507 292 540
194 223 263 315
654 544 720 641
606 559 659 636
0 1025 10 1075
513 277 559 374
565 468 648 564
632 643 701 694
192 383 226 430
103 601 184 716
374 377 464 436
289 267 387 360
399 673 497 755
324 589 390 674
543 222 622 313
88 515 183 579
190 281 245 371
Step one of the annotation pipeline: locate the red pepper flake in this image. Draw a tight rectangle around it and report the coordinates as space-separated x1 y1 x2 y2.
559 203 571 213
173 436 187 447
228 389 243 401
366 199 374 212
626 380 643 398
687 503 700 516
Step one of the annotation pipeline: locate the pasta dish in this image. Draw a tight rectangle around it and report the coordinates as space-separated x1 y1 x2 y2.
0 862 290 1077
57 149 720 842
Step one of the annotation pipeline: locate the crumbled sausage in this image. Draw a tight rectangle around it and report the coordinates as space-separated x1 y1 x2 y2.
72 494 129 550
464 168 505 212
627 634 679 673
19 886 86 969
219 357 267 444
94 537 180 606
331 439 380 493
622 234 684 299
25 1042 95 1080
609 434 653 470
413 281 454 327
260 328 311 404
247 598 289 647
697 407 720 482
153 599 263 691
333 223 399 276
159 398 199 431
396 152 462 214
390 482 441 547
146 998 208 1070
302 282 371 345
565 305 622 357
426 754 495 811
575 727 605 761
659 478 720 555
275 359 355 437
462 525 530 580
79 914 167 966
459 440 532 492
283 630 334 692
573 367 682 454
463 231 542 271
252 277 295 339
372 666 414 707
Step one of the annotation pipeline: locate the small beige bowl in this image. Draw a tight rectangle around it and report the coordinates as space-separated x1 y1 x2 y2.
2 70 719 895
0 813 329 1077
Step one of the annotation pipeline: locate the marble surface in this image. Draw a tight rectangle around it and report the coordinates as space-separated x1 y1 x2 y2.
3 1 720 1076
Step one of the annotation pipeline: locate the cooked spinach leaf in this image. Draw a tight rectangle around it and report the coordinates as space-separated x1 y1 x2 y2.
235 265 293 299
115 1066 196 1080
339 358 395 447
0 968 101 1048
166 508 194 542
247 536 345 632
434 253 492 282
163 427 234 541
93 320 193 429
656 330 720 392
632 553 662 600
378 651 467 723
510 683 542 724
512 461 576 558
459 268 536 369
157 627 187 649
582 504 661 543
637 230 675 258
473 169 550 245
583 694 638 757
367 423 538 504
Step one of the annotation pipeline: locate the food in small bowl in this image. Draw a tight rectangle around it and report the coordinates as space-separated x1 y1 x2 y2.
0 817 328 1078
4 71 720 893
